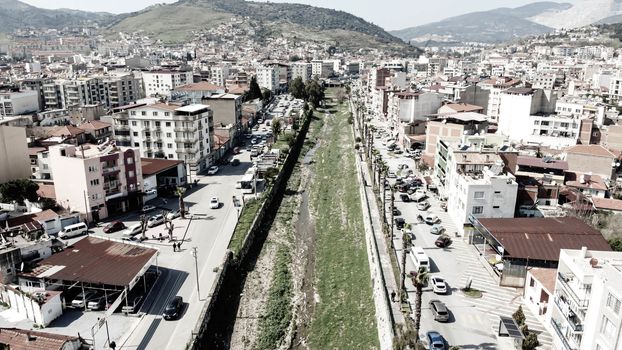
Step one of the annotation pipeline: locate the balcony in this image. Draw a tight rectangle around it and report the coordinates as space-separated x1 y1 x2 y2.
553 296 583 333
557 272 590 308
551 318 580 350
102 166 120 175
174 126 198 133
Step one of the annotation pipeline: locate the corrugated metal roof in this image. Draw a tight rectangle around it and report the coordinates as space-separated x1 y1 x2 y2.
35 236 157 286
478 217 611 261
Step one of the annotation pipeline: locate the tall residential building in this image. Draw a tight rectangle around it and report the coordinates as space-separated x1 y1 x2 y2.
0 125 31 183
202 93 243 128
112 103 214 177
311 60 333 78
256 67 278 93
549 248 622 350
210 64 230 87
291 62 312 82
0 90 39 117
142 70 193 97
49 141 143 222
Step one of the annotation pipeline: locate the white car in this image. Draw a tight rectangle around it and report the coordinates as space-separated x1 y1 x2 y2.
210 197 220 209
387 171 397 178
431 276 447 294
166 209 181 221
147 214 165 228
207 166 219 175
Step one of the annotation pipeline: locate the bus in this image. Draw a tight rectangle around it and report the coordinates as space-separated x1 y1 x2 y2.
409 246 430 272
237 172 255 195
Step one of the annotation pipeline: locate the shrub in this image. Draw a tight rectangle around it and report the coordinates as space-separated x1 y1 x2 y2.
513 306 526 326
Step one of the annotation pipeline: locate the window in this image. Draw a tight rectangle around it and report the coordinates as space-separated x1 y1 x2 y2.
561 122 569 128
131 121 137 126
166 133 172 138
168 143 173 149
133 132 138 136
141 111 147 116
607 293 621 314
166 122 171 127
533 120 540 125
168 154 174 159
474 191 484 199
88 165 98 172
165 112 170 117
472 206 484 215
493 206 500 209
601 315 616 338
143 121 150 127
541 121 549 126
529 278 535 287
494 191 501 194
127 157 134 165
153 112 158 116
128 170 135 178
130 111 136 116
90 179 100 186
155 121 161 127
134 142 139 147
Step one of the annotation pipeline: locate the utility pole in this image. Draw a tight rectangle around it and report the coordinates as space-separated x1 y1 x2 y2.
191 247 200 300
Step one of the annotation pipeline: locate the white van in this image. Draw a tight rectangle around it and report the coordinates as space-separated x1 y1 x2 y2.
123 223 143 237
59 223 88 239
409 246 430 272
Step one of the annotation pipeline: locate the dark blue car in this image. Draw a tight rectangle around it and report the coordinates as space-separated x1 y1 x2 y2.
426 331 447 350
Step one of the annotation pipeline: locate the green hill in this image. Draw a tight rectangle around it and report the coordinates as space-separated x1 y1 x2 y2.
107 0 416 54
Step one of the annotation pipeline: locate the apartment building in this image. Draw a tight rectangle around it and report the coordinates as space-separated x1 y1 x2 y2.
202 93 242 128
142 70 193 97
100 73 144 108
256 66 278 93
498 88 579 149
556 97 610 127
112 103 214 177
0 90 39 117
478 77 521 123
210 64 230 87
0 125 31 183
425 112 489 164
550 248 622 350
311 60 334 78
368 68 391 89
173 82 226 104
291 62 312 82
49 141 143 222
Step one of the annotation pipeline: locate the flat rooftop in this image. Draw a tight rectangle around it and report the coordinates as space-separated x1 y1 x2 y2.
24 236 158 287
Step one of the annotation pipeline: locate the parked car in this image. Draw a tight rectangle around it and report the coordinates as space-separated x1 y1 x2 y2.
142 205 156 213
87 295 107 311
392 208 401 216
425 215 440 225
400 194 410 202
426 331 447 350
123 223 143 237
245 134 252 139
430 224 445 235
395 217 406 230
122 295 144 314
251 138 259 145
163 296 184 320
387 171 397 178
435 234 453 248
231 159 240 166
59 222 88 239
72 291 98 308
429 300 450 322
147 214 165 228
103 221 126 233
431 276 447 294
210 197 220 209
207 166 219 175
417 201 431 211
394 149 403 154
166 209 181 221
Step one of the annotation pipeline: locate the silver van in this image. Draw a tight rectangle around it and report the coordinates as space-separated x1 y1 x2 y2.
123 223 142 237
59 223 88 239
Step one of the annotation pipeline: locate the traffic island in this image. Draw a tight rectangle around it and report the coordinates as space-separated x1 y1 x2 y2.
460 287 483 298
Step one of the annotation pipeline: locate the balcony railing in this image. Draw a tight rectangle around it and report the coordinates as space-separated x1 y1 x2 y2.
553 296 583 332
557 272 590 308
551 318 579 350
102 166 119 175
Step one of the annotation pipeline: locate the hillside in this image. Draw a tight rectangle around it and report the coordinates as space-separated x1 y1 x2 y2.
0 0 112 32
106 0 413 53
529 0 622 29
391 2 570 44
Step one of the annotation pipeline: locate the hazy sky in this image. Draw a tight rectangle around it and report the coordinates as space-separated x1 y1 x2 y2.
20 0 577 30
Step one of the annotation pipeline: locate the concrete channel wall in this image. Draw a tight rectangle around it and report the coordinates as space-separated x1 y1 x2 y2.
188 111 312 350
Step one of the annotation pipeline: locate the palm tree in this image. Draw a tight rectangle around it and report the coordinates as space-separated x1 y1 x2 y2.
413 266 430 343
401 231 412 293
175 186 186 219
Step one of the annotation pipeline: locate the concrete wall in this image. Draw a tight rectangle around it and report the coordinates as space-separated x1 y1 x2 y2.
3 288 63 327
0 126 31 183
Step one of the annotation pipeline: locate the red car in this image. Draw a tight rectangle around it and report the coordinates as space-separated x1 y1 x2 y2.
103 221 126 233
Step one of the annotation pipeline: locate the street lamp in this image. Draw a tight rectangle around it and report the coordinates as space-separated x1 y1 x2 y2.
191 247 200 300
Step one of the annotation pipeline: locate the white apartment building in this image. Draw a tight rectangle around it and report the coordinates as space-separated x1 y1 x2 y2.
49 141 143 222
40 75 143 109
311 60 333 78
556 98 608 127
0 125 31 183
142 70 193 97
436 138 517 231
256 66 278 93
498 88 578 149
550 248 622 350
387 91 443 125
0 90 39 117
291 62 312 82
114 103 214 177
478 77 521 123
210 64 230 87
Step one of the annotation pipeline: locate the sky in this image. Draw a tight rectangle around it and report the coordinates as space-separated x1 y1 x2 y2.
20 0 577 30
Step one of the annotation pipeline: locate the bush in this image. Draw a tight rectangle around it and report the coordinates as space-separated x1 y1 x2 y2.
355 136 362 143
522 333 540 350
513 306 526 326
609 238 622 251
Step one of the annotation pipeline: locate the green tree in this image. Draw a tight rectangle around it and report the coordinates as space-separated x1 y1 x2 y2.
175 187 187 219
305 79 325 106
248 76 262 101
412 266 430 342
522 333 540 350
609 238 622 251
289 77 307 99
271 118 282 140
0 179 39 205
261 88 272 104
513 305 526 326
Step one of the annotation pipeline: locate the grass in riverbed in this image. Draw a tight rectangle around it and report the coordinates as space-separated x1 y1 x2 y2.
308 91 379 349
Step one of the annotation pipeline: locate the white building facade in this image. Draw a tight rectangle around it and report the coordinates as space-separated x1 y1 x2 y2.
256 66 278 93
142 70 193 97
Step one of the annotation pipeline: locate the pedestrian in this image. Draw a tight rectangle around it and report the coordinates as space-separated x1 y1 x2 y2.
173 243 176 252
391 290 396 302
177 242 181 251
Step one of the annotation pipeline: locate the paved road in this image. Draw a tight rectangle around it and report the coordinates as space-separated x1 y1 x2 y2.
350 82 552 349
